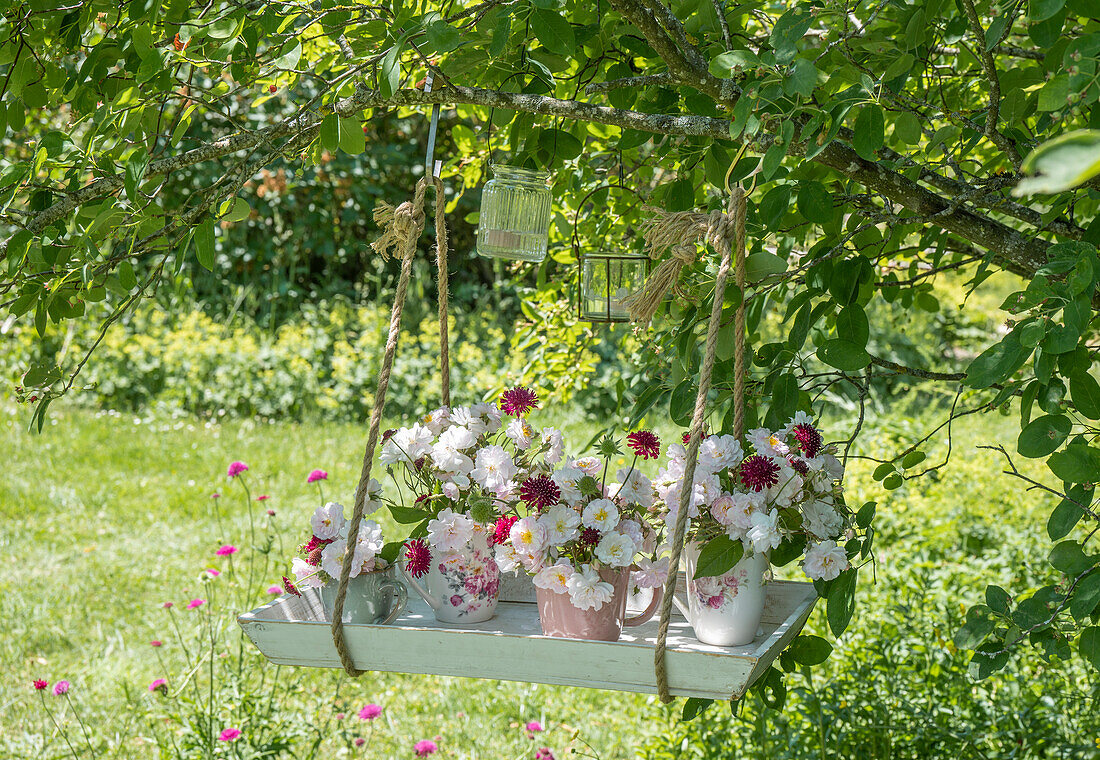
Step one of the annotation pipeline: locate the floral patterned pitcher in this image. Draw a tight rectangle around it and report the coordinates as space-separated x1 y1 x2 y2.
402 525 500 624
673 541 768 646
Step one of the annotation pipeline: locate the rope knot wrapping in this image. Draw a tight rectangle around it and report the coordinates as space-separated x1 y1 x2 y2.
371 178 431 262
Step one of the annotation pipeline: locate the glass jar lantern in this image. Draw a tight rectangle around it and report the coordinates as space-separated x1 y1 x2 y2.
580 252 649 323
476 165 553 262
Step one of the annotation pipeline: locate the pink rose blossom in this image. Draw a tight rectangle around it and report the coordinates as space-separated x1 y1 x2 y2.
358 704 382 721
149 678 168 693
414 739 438 756
217 728 241 742
187 599 205 610
215 545 237 557
53 681 70 696
227 461 249 478
307 469 328 483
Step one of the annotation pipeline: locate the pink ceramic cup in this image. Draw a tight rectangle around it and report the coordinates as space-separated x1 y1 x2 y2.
536 565 662 641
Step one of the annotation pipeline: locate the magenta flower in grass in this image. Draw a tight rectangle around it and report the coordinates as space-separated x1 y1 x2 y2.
148 678 168 694
211 492 221 499
414 739 438 756
404 539 432 579
500 385 538 416
186 599 205 610
627 430 661 460
150 640 162 647
215 544 238 557
217 728 241 742
336 713 346 720
162 602 173 609
526 720 543 733
519 475 560 511
307 469 328 483
266 586 282 595
740 455 781 492
536 749 556 760
267 509 276 516
282 575 301 597
53 681 70 696
358 704 382 721
33 679 48 691
204 568 221 578
256 494 270 502
226 461 249 478
792 423 824 458
354 737 366 747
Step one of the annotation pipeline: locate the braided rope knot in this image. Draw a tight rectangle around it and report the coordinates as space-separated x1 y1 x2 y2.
371 178 430 261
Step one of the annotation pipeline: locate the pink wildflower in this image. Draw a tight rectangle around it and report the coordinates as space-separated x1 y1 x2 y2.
149 678 168 694
266 586 282 595
53 681 70 696
267 509 276 516
186 599 205 610
307 469 328 483
217 728 241 742
215 545 238 557
211 492 221 499
404 539 432 578
204 568 221 577
536 749 556 760
414 739 438 756
162 602 173 609
227 461 249 478
282 576 301 597
256 495 270 501
526 720 543 733
33 679 48 691
490 515 519 546
336 713 346 720
792 423 824 458
354 737 366 747
150 639 162 647
358 704 382 721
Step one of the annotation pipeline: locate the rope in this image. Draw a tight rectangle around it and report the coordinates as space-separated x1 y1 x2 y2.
330 176 447 675
431 176 451 408
653 188 746 703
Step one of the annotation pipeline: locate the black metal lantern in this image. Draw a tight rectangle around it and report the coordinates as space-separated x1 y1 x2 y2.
572 184 650 324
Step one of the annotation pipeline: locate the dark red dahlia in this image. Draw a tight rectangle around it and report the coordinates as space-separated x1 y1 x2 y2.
519 475 561 511
793 423 823 458
740 454 781 492
382 428 397 442
490 515 519 546
681 427 709 446
301 534 332 555
281 575 301 597
415 493 431 504
33 679 48 691
499 386 539 416
580 527 601 546
404 539 432 578
627 430 661 460
788 457 809 475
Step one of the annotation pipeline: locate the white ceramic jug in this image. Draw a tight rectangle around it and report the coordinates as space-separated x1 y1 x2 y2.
672 542 768 647
401 528 500 624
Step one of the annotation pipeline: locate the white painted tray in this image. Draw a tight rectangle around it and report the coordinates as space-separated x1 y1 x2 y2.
238 574 817 700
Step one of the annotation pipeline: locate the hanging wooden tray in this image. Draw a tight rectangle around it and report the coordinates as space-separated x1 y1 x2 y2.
238 575 817 700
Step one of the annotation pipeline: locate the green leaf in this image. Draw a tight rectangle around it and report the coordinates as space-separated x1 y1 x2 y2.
195 218 215 271
530 8 574 56
388 505 431 524
894 112 922 145
220 197 250 223
320 113 339 152
339 116 365 155
787 634 833 665
1049 540 1094 575
1015 130 1100 195
882 472 903 490
785 58 818 98
826 568 857 636
709 50 759 78
770 372 798 421
1036 75 1069 113
986 585 1011 615
1070 371 1100 420
759 185 792 230
901 450 926 468
1047 444 1100 483
693 535 745 579
1070 573 1100 620
1030 0 1067 21
669 379 695 427
817 339 871 372
1017 414 1072 458
836 304 869 348
744 252 787 281
797 181 833 224
964 329 1031 389
856 501 876 528
1048 492 1086 540
118 260 137 291
275 41 301 70
954 605 996 649
380 41 403 99
426 20 463 53
1079 626 1100 670
853 106 885 160
770 7 814 64
681 698 713 721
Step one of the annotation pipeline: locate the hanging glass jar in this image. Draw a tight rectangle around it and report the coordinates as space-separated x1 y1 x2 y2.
580 252 649 322
476 165 552 262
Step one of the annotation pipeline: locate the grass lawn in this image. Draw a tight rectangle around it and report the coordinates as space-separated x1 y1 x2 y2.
1 399 1096 759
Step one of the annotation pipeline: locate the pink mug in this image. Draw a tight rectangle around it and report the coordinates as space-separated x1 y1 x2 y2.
536 565 662 641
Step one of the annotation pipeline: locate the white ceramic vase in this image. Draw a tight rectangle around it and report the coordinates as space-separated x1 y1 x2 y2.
673 541 768 646
401 527 500 624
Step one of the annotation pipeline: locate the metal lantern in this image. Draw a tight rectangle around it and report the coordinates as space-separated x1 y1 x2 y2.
579 251 650 322
475 164 552 262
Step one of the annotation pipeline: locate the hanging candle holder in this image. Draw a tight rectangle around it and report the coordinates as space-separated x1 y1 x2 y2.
476 164 553 262
572 184 650 323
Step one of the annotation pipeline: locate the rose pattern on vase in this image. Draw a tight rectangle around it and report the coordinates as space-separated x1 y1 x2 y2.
692 566 750 611
673 542 769 647
436 544 500 619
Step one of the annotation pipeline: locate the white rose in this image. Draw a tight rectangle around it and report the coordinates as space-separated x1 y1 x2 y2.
566 566 615 611
310 502 347 540
595 531 636 567
803 539 848 581
582 498 620 532
533 560 573 594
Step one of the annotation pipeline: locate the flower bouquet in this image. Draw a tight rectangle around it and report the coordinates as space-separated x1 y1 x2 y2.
283 495 406 625
373 387 561 623
492 429 669 641
655 413 852 646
